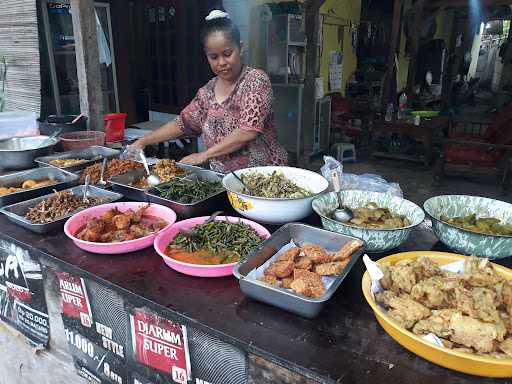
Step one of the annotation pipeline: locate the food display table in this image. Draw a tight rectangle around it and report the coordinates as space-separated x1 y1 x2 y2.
371 116 450 166
0 211 508 384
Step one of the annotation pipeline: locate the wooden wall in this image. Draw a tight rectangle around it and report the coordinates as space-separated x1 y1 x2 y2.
0 0 41 113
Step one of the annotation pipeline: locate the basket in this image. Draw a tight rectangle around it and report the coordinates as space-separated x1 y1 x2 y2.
60 130 105 151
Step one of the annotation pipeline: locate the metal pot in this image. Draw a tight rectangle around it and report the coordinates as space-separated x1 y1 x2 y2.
38 115 87 136
0 135 59 171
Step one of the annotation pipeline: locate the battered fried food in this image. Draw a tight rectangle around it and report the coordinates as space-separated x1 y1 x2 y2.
265 260 294 278
259 241 360 298
302 244 330 264
377 255 512 358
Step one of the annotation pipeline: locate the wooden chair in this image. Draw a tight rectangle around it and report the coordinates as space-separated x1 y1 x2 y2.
434 104 512 191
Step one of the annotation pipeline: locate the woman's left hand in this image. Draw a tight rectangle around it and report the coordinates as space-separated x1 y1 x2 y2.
180 152 209 166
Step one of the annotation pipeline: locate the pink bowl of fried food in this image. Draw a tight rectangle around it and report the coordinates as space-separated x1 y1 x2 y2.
154 216 270 277
65 202 177 254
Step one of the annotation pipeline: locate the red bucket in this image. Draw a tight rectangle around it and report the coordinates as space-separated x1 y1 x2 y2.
104 113 127 143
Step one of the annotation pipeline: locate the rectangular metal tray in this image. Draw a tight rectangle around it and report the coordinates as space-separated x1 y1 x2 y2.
233 223 364 318
146 168 227 219
34 146 120 172
0 167 79 207
0 185 123 234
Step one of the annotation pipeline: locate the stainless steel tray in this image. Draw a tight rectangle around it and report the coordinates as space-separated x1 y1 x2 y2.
0 185 122 234
34 146 120 172
146 168 227 218
110 168 152 201
233 223 364 318
0 167 79 207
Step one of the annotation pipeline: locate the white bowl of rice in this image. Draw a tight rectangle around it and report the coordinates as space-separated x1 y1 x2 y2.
222 166 329 225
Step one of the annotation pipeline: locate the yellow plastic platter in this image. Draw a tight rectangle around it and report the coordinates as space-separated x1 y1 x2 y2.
361 251 512 378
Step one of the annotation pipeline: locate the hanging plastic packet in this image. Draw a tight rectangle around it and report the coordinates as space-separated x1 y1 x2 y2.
120 145 143 161
320 156 343 192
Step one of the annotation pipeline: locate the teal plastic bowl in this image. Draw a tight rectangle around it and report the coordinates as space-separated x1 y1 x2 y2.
312 190 425 253
423 195 512 259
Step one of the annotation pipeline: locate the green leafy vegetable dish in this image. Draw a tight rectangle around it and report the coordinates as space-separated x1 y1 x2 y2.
440 213 512 236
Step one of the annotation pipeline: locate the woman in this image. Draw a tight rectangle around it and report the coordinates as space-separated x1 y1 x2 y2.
133 10 288 173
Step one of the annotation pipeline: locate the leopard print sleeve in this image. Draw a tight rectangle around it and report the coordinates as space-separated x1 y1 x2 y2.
176 87 207 137
238 70 273 133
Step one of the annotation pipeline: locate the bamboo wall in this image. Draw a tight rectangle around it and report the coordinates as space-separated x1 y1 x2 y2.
0 0 41 114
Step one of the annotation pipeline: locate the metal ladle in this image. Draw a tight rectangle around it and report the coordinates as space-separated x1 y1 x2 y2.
139 151 161 186
99 158 108 186
230 171 252 194
331 168 353 222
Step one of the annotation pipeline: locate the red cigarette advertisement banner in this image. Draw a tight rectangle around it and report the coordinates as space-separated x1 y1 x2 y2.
56 271 93 328
130 309 191 384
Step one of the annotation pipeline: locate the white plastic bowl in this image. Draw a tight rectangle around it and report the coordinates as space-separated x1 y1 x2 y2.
222 166 329 224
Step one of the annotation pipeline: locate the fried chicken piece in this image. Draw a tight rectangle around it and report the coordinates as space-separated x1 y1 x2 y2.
314 260 349 276
102 207 121 222
413 309 458 338
449 312 506 353
331 239 363 261
277 247 301 262
498 337 512 357
282 277 294 289
294 257 313 270
128 224 146 239
76 218 105 242
500 280 512 318
375 291 431 329
302 244 330 264
293 269 323 285
380 264 393 291
453 287 501 324
260 275 281 287
410 277 450 309
265 260 294 278
112 214 131 230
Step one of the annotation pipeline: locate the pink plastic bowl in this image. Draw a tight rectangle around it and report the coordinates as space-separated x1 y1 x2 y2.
154 216 271 277
64 202 177 254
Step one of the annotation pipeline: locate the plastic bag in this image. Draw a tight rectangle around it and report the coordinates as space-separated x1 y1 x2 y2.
120 145 143 161
320 156 403 198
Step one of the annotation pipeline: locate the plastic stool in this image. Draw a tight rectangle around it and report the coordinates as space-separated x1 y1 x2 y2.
332 142 356 163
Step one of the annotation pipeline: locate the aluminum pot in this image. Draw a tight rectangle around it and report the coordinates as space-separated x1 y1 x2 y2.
0 135 59 171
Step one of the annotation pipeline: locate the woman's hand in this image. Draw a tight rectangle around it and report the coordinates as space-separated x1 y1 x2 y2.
131 138 146 151
180 152 209 166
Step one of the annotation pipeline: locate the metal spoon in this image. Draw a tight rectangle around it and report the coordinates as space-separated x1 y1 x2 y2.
179 211 224 239
139 151 161 186
230 171 252 194
99 158 108 185
40 128 62 148
82 175 90 204
331 168 353 222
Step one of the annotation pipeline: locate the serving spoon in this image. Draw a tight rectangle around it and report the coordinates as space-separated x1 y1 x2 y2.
139 151 161 186
230 171 253 194
179 211 224 240
82 175 90 204
99 158 108 186
331 169 353 222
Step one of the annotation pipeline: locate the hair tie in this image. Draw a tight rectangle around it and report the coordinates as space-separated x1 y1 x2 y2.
205 10 229 21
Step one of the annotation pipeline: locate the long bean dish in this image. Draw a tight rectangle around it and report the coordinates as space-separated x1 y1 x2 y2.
166 220 264 265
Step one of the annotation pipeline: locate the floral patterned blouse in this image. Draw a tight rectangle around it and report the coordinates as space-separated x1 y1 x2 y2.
176 66 288 173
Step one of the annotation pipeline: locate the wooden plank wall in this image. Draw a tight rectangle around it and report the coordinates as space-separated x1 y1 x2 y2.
0 0 41 113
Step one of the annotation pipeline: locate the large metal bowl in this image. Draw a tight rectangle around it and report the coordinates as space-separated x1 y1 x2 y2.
0 135 59 171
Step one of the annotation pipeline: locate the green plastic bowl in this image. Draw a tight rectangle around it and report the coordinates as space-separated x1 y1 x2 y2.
423 195 512 259
411 110 440 118
312 190 425 253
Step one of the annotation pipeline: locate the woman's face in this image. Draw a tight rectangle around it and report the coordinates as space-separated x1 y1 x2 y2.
204 31 242 82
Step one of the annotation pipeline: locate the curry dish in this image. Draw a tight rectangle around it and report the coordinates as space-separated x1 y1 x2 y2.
0 179 57 196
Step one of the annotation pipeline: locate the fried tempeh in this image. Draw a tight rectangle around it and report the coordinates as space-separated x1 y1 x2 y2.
331 239 363 261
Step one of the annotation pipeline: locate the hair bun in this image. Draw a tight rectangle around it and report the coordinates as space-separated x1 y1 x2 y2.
205 10 230 21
